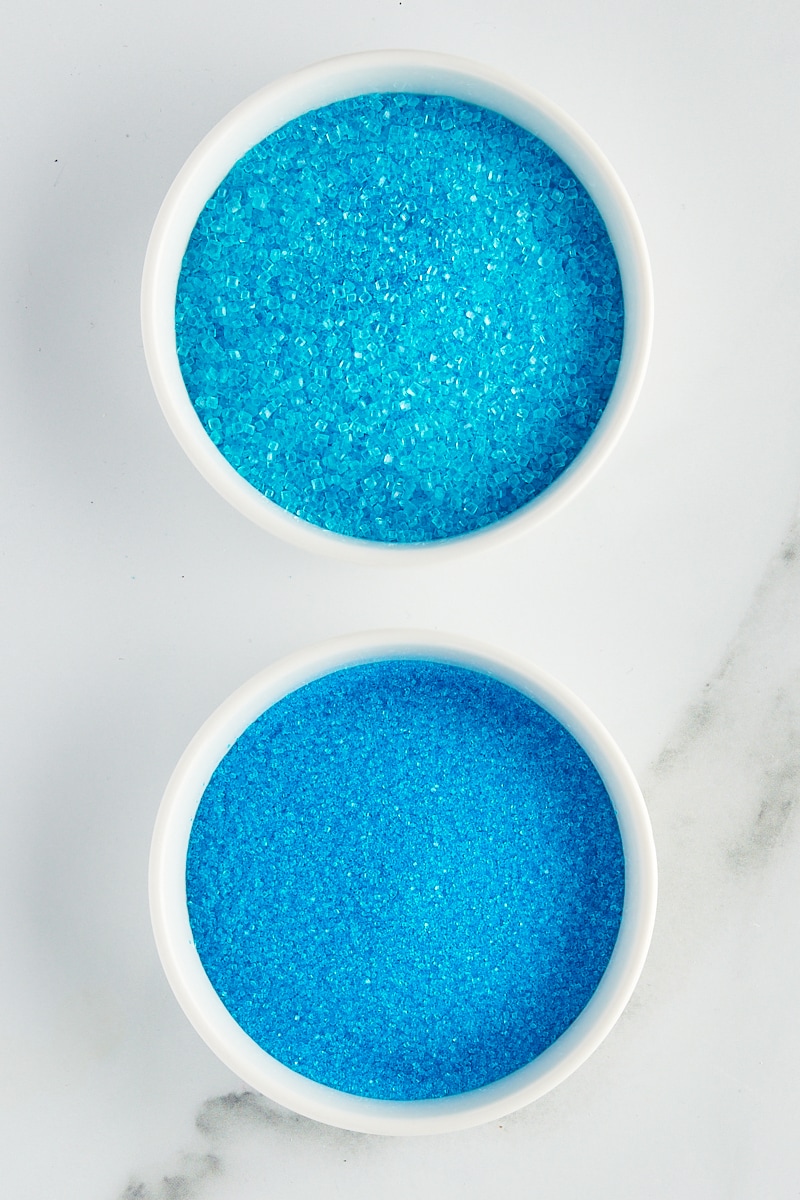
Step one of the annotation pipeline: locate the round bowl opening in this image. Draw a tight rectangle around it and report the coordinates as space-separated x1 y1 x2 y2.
150 632 657 1134
142 51 653 563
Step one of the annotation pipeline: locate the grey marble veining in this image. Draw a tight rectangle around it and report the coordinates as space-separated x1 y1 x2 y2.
4 0 800 1197
649 515 800 883
118 516 800 1199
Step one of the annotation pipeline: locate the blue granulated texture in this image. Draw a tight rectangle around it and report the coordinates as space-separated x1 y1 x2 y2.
176 93 624 542
186 661 625 1100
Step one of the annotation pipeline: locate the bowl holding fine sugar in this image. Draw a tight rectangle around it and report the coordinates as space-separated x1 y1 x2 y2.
142 51 653 561
150 632 657 1133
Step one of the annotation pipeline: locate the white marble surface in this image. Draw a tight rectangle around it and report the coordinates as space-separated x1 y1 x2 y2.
3 1 800 1196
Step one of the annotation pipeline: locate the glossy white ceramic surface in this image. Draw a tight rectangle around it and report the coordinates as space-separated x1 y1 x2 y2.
4 1 800 1196
141 50 652 562
150 632 656 1134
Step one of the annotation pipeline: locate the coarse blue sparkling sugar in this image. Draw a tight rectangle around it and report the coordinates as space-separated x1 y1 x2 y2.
186 660 625 1100
176 93 624 542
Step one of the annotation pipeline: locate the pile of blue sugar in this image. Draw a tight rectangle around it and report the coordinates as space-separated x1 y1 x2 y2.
176 93 624 542
186 660 625 1100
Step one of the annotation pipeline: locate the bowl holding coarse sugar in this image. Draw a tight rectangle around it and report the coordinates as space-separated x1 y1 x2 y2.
149 632 657 1134
142 51 653 561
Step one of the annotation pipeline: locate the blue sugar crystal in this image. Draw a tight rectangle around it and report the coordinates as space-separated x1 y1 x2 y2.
176 94 624 542
186 661 625 1100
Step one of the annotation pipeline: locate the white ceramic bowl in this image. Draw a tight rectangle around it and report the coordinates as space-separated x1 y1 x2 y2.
149 631 657 1134
141 50 653 564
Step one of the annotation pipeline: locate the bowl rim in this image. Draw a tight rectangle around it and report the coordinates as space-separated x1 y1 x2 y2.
149 630 658 1134
141 48 654 564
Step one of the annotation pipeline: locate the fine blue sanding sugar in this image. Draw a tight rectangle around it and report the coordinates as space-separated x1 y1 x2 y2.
176 93 624 542
186 660 625 1100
